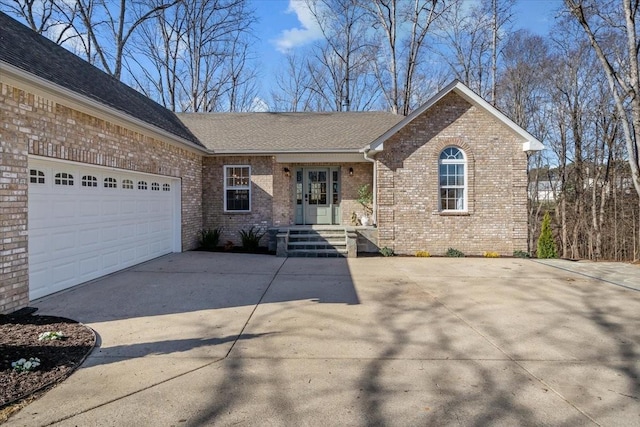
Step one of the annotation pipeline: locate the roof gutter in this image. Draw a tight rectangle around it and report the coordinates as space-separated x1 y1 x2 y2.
208 148 364 155
0 61 210 155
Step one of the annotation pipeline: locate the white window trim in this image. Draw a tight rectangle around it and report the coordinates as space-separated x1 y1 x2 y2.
224 165 251 212
438 146 468 212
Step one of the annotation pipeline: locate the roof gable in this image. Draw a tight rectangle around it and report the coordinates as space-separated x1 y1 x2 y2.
366 80 544 153
0 12 203 149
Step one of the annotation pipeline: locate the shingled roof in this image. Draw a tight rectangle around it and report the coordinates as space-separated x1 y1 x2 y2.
0 12 203 148
176 112 403 153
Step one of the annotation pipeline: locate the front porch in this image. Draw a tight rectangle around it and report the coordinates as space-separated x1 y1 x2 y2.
268 225 379 258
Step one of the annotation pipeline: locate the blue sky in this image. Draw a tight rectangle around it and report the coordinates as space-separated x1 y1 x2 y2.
250 0 562 97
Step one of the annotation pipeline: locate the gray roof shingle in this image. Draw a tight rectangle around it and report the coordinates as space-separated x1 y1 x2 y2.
176 112 403 153
0 12 203 148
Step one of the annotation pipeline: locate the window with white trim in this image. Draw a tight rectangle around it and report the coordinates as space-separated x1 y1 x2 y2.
439 147 466 211
54 172 73 186
151 182 160 191
30 169 45 184
162 183 171 192
138 181 148 190
224 165 250 212
122 179 134 189
104 177 117 188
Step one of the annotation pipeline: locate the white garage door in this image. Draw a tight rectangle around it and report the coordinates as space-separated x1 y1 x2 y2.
28 157 181 300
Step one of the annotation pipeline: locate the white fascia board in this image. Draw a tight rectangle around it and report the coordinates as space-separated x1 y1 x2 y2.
207 151 367 163
1 61 210 155
451 82 545 152
363 80 545 153
275 152 366 163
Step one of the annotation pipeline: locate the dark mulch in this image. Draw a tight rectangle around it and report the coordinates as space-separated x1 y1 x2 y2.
0 314 95 419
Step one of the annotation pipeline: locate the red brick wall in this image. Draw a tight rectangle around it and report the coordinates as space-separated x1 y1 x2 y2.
0 81 203 313
376 91 528 256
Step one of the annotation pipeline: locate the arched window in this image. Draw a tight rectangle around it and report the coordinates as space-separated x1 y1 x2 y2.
104 177 117 188
54 172 74 186
30 169 45 184
439 147 466 211
82 175 97 187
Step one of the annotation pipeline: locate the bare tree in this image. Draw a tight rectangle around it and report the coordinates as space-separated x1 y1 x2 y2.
0 0 79 44
70 0 181 80
270 53 317 112
488 0 515 105
565 0 640 259
365 0 447 115
301 0 379 112
498 30 553 254
433 0 493 98
131 0 256 112
1 0 57 33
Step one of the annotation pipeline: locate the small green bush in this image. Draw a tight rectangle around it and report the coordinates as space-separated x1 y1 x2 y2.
200 227 222 251
379 246 395 257
415 250 431 257
513 250 530 258
446 247 465 257
537 212 558 259
239 226 266 252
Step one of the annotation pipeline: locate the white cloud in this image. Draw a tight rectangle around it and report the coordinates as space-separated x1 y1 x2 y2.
250 96 270 112
273 0 323 53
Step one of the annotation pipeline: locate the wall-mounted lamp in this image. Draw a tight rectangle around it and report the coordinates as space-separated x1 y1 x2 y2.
349 167 354 176
283 167 291 178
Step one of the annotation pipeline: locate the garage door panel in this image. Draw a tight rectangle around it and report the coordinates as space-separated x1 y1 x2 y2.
102 199 120 216
28 158 180 300
120 247 137 264
79 255 101 277
121 199 136 214
52 260 77 284
29 269 49 294
137 200 150 214
52 199 78 219
80 200 101 217
51 229 77 252
102 225 123 243
101 250 120 270
78 228 101 246
28 230 49 257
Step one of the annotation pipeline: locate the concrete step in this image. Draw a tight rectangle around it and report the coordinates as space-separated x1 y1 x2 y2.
288 236 346 244
282 227 349 258
288 241 347 250
287 248 348 258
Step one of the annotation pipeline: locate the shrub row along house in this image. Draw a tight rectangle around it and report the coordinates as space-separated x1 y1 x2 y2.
0 13 544 314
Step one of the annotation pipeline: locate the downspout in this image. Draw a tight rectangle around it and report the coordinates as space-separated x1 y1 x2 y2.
363 149 377 225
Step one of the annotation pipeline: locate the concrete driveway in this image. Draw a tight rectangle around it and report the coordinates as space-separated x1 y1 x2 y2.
6 253 640 426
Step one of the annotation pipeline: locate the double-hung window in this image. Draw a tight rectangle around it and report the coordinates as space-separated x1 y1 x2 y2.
224 166 251 212
439 147 466 211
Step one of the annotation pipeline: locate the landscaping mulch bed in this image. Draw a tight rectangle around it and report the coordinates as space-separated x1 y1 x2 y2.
0 314 95 421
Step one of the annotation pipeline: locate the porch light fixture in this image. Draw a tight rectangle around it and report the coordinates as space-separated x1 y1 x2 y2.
349 167 354 176
283 167 291 177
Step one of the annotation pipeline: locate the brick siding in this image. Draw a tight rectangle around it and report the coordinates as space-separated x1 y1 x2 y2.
376 91 528 256
0 81 203 314
202 160 373 246
202 156 275 246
